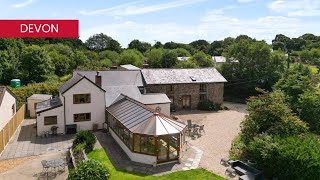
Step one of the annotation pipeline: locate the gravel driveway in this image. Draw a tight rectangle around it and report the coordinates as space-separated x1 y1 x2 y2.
174 102 247 177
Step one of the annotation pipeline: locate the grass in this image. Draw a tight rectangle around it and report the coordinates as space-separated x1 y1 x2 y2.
87 148 225 180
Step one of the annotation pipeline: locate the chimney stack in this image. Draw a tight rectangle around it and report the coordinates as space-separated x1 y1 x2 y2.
95 71 102 87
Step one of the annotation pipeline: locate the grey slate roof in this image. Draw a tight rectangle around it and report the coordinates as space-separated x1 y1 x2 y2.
59 73 83 93
27 94 52 100
107 94 186 135
105 86 142 107
141 68 227 85
36 97 62 113
0 87 16 107
74 70 143 87
120 64 140 70
139 94 171 104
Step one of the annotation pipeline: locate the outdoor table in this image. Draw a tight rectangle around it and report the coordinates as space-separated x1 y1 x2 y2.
46 159 64 171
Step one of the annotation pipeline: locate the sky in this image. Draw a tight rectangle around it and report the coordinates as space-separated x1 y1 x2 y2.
0 0 320 47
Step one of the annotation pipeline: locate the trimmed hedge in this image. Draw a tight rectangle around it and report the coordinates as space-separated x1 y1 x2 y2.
68 159 109 180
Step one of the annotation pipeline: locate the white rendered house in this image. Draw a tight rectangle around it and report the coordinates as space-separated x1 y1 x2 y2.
0 87 16 131
36 75 106 136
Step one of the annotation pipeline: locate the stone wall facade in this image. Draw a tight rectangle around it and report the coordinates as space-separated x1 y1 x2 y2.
145 83 224 110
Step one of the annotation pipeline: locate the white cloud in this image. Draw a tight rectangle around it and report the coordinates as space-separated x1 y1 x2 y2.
80 7 320 47
269 0 320 17
11 0 35 8
237 0 257 3
79 0 207 16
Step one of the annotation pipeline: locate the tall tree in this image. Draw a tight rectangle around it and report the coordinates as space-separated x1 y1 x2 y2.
145 48 164 68
119 49 144 67
20 45 54 83
128 39 151 53
190 40 210 54
191 51 213 67
161 50 177 68
85 33 121 52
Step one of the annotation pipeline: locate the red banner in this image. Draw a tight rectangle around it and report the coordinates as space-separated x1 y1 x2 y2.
0 20 79 38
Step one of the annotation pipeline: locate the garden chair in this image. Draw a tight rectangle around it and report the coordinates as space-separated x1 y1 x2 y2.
199 125 205 134
220 158 230 167
191 128 199 138
41 160 49 176
187 120 193 128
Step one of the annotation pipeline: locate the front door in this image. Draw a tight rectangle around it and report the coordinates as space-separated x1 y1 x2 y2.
182 95 191 109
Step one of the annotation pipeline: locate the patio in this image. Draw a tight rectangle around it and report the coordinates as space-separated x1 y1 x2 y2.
0 151 69 180
173 102 247 177
0 119 74 160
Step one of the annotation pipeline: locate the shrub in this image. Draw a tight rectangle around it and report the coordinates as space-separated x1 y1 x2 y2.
73 131 96 152
197 101 221 111
246 134 320 179
68 159 109 180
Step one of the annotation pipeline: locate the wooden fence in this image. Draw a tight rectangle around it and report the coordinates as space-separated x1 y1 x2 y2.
0 104 25 153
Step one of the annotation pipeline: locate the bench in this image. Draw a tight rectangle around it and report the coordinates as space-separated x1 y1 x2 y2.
230 160 264 180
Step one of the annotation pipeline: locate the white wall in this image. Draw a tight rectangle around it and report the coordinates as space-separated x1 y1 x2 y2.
146 103 170 116
28 97 51 118
109 129 157 165
36 106 64 136
0 91 16 130
63 78 106 131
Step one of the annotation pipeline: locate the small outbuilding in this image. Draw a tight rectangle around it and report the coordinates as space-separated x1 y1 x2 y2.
106 94 186 165
28 94 52 118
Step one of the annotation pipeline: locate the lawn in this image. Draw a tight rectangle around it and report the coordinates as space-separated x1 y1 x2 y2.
87 148 225 180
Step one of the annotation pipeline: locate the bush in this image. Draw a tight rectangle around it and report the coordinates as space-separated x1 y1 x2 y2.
68 159 109 180
73 131 96 152
197 101 221 111
246 134 320 179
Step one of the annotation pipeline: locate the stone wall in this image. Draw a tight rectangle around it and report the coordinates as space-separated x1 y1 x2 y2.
145 83 224 110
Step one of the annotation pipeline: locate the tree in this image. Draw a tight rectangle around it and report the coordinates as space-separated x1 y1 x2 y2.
247 135 320 179
235 35 254 43
297 91 320 132
20 45 54 83
72 50 89 69
161 50 177 68
221 39 286 98
191 51 213 67
85 33 121 52
190 40 210 54
274 64 316 107
128 39 151 53
119 49 144 67
171 48 191 57
145 48 164 68
99 50 120 65
272 34 292 51
153 41 163 48
44 43 74 76
241 90 308 144
175 59 199 68
208 40 224 56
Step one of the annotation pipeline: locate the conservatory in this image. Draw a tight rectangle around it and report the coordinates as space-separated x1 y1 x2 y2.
106 94 187 165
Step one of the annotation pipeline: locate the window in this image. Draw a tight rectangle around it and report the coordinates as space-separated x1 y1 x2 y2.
200 94 207 102
73 94 91 104
169 85 174 92
44 116 57 125
74 113 91 122
200 84 207 92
